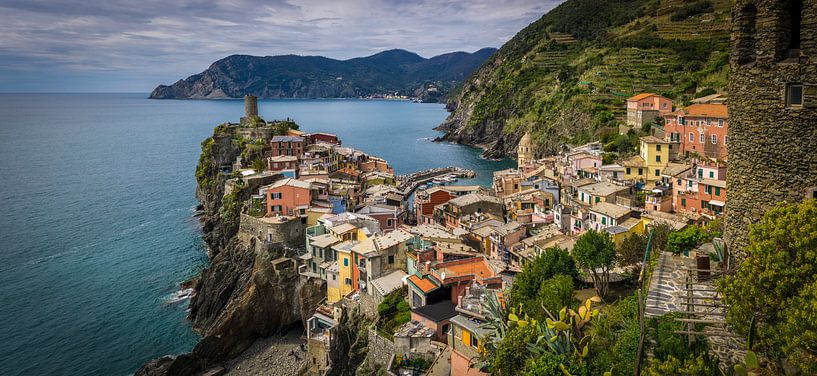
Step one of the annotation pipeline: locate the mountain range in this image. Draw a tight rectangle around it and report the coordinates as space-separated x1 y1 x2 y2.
438 0 732 158
149 48 496 101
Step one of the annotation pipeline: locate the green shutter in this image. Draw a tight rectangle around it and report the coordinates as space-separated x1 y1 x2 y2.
715 187 721 196
595 197 600 203
602 217 606 225
681 198 686 207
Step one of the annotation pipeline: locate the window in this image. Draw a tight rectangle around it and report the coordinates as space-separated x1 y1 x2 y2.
718 119 724 127
700 133 705 144
689 132 695 142
681 198 686 207
638 168 643 175
388 255 394 264
784 0 802 51
711 135 718 144
786 83 804 108
679 117 685 125
470 333 479 349
655 169 660 177
706 185 712 194
343 258 348 266
656 144 661 152
345 278 352 286
387 219 394 227
601 217 606 225
715 187 721 196
626 167 632 175
271 192 282 200
656 155 661 163
724 135 727 145
709 171 715 178
595 197 600 203
698 169 703 178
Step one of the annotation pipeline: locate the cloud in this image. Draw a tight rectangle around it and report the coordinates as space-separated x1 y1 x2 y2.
0 0 564 92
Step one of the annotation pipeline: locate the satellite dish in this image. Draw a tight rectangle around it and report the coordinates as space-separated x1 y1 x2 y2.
440 272 446 281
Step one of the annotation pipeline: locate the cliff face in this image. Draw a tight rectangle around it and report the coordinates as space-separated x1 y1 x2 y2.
438 0 732 158
137 125 323 376
150 48 496 101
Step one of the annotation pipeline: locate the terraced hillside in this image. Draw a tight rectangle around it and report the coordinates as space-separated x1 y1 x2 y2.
437 0 732 158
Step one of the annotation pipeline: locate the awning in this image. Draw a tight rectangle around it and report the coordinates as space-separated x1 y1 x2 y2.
708 200 725 207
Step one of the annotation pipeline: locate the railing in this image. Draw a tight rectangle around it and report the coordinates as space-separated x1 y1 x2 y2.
634 229 656 376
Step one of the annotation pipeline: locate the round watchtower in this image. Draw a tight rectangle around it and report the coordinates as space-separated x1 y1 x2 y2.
725 0 817 257
244 95 258 118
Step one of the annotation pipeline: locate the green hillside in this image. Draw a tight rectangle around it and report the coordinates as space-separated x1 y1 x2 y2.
437 0 731 158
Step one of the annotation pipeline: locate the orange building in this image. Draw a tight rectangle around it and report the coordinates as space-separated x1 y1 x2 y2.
626 93 673 128
264 178 313 217
663 104 729 161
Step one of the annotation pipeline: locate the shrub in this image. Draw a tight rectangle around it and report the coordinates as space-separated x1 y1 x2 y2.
492 325 537 376
510 247 577 321
537 274 576 315
669 1 714 22
666 226 705 255
573 230 616 298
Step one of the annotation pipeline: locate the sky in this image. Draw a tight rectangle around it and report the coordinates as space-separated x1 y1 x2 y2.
0 0 564 93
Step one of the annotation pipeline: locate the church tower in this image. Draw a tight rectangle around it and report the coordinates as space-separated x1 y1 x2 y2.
517 131 533 169
725 0 817 256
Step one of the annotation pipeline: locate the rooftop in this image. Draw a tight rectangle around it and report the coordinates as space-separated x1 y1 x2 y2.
590 202 632 219
271 135 305 142
329 222 358 234
436 257 497 280
408 274 439 293
448 193 503 207
412 301 457 322
370 270 407 297
404 224 460 241
266 178 312 190
662 163 693 177
627 92 658 101
684 103 728 118
311 233 340 248
640 135 671 144
578 181 630 197
269 155 298 162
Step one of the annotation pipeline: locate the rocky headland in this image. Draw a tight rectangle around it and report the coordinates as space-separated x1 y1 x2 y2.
136 123 325 376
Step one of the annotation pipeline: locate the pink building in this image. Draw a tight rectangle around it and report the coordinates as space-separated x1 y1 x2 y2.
663 104 729 161
264 178 313 217
626 93 673 128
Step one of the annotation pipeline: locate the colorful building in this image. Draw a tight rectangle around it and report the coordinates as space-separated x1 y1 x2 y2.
626 93 673 128
264 178 313 217
663 103 729 161
270 135 306 158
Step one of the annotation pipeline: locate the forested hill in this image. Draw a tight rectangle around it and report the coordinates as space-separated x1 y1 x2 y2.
437 0 732 158
149 48 496 102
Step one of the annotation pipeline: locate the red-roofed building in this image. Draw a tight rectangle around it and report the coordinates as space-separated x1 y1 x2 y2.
663 103 729 161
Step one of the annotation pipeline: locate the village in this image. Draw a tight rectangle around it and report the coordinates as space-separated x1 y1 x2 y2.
217 90 735 376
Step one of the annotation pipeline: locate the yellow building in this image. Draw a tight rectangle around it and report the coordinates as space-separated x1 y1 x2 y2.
325 225 370 303
606 217 645 246
639 136 670 184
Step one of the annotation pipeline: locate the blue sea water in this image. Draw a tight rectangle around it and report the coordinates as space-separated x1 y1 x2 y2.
0 93 513 376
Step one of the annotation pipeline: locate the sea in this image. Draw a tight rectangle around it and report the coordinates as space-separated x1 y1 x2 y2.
0 93 514 376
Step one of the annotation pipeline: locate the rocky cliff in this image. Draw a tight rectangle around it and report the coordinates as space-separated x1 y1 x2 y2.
136 124 324 376
150 48 496 102
437 0 732 158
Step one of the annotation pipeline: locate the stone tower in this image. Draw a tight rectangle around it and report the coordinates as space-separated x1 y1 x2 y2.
240 95 259 126
725 0 817 256
244 95 258 117
517 131 533 169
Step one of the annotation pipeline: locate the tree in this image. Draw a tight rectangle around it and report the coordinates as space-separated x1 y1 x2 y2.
666 226 704 255
250 157 266 172
720 200 817 374
573 230 616 298
492 325 537 376
510 247 577 320
537 274 576 316
617 232 648 269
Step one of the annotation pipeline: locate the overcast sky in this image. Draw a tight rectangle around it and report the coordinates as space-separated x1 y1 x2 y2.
0 0 563 93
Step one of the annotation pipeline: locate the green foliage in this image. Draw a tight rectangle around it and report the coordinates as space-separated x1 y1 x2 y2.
537 274 576 317
666 226 705 255
602 153 618 165
250 157 265 172
510 247 577 321
376 288 410 337
528 297 601 359
616 232 648 268
572 230 616 298
493 325 538 376
524 352 589 376
720 200 817 374
669 1 714 22
195 137 216 187
643 354 720 376
603 134 634 154
587 295 639 375
542 0 648 41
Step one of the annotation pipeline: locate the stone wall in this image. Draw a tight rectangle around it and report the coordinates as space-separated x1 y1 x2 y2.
238 213 305 248
366 327 396 371
725 0 817 257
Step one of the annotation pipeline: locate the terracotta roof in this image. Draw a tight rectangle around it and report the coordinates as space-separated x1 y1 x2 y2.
684 104 728 118
408 275 438 293
628 93 657 101
437 257 497 280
